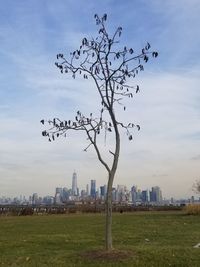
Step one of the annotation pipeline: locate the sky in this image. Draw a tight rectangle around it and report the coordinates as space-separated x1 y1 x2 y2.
0 0 200 199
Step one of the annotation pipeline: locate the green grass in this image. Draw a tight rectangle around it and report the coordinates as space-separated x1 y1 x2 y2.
0 211 200 266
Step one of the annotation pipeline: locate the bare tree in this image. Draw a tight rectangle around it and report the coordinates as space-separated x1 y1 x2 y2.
41 14 158 251
193 180 200 194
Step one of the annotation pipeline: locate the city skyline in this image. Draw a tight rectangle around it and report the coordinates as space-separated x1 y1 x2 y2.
1 176 199 206
0 1 200 199
0 171 198 201
0 172 168 205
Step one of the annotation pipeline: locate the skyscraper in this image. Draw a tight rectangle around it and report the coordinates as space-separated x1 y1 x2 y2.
131 186 137 204
55 187 63 195
90 180 96 198
86 184 89 196
116 185 126 202
141 190 149 203
32 193 38 205
72 171 78 196
62 187 70 202
150 186 162 203
99 185 107 201
55 187 63 203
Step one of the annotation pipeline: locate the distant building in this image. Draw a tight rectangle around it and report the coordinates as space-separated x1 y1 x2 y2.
141 190 149 203
32 193 39 205
150 186 162 203
55 193 62 204
55 187 63 203
43 196 54 205
86 184 89 196
90 180 96 198
100 185 107 200
116 185 126 203
56 187 63 195
131 186 137 204
112 187 116 202
72 171 78 196
81 189 87 198
62 187 70 202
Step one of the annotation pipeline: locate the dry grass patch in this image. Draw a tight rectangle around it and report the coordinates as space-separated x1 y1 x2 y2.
184 204 200 215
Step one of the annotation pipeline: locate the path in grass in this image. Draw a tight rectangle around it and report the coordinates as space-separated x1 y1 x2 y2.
0 211 200 266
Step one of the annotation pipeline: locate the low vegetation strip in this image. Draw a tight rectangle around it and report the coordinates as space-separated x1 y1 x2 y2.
0 204 183 216
0 211 199 266
185 204 200 215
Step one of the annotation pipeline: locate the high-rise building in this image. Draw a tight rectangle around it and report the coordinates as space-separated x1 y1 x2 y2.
141 190 149 203
150 186 162 203
90 180 96 198
81 189 87 198
55 187 63 203
112 187 116 202
56 187 63 195
43 196 54 205
72 171 78 196
55 193 62 204
62 187 70 202
86 184 89 196
32 193 38 205
131 186 137 204
100 185 107 200
116 185 126 202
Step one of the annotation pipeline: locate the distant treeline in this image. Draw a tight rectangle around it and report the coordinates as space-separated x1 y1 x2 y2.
0 204 183 216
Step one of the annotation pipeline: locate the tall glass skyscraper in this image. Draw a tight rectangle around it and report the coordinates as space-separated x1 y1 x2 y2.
72 171 78 196
150 186 162 203
90 179 96 198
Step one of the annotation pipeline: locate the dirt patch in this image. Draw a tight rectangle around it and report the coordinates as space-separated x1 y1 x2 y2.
81 249 135 262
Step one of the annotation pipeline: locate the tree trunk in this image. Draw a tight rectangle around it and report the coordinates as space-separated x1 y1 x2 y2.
105 111 120 251
105 175 113 250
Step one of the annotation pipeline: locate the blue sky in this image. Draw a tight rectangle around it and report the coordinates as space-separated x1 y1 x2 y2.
0 0 200 198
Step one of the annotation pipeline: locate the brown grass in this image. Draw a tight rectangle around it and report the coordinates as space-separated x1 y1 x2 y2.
184 204 200 215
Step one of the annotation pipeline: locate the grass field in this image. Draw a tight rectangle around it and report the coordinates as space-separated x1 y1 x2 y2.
0 211 200 267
